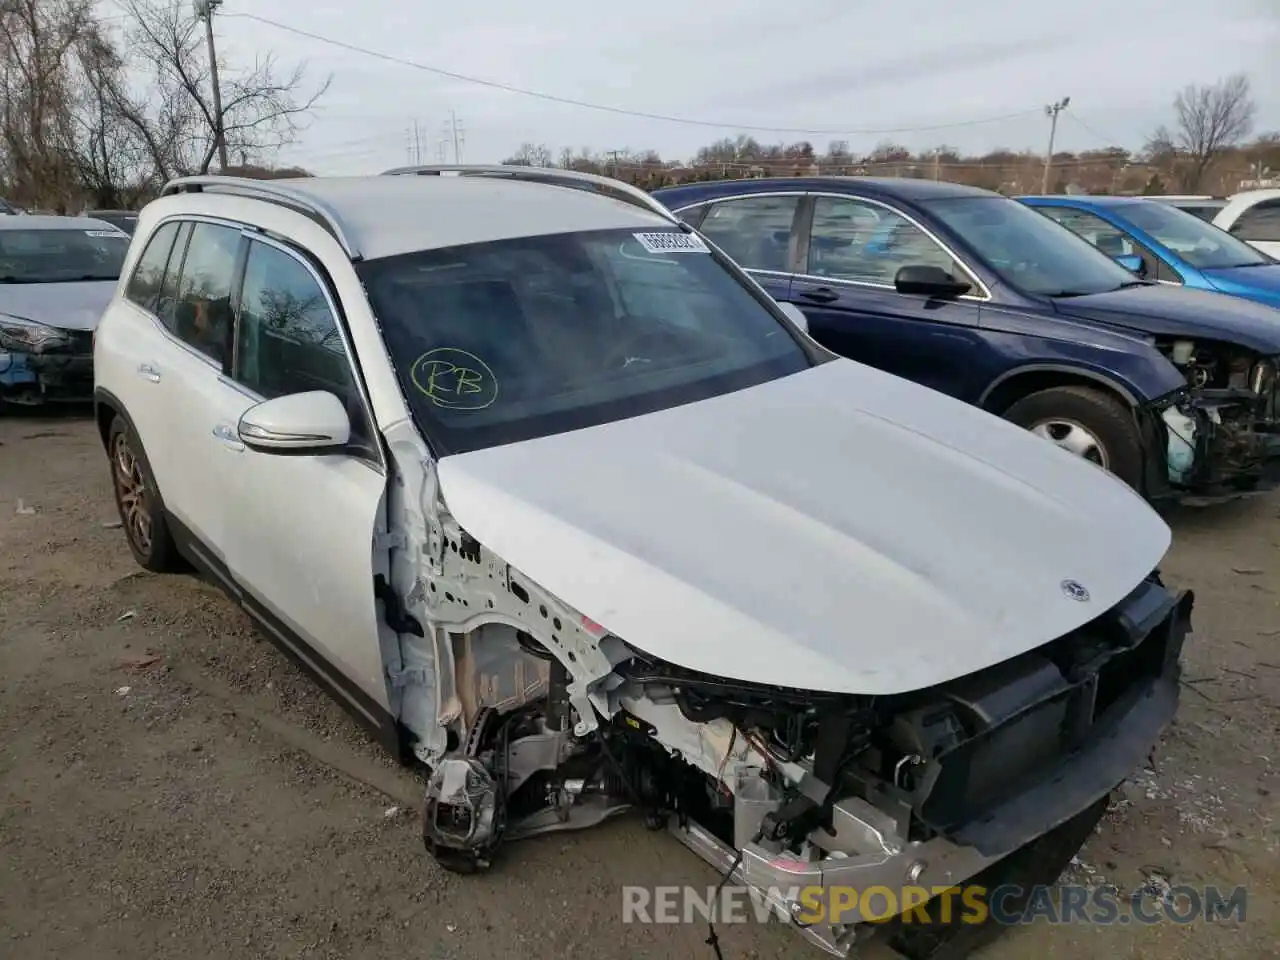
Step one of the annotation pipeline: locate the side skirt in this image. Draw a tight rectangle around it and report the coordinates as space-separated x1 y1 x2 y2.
165 512 410 761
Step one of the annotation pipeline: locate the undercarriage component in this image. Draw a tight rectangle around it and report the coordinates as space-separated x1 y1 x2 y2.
416 571 1190 957
422 707 505 872
422 702 634 873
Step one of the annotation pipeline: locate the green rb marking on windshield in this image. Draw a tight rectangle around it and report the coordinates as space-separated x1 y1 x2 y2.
411 347 499 410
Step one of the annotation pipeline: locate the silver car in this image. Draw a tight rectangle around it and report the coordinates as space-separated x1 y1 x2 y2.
0 216 129 406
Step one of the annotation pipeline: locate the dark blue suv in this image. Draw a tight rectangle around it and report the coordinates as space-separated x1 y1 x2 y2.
652 178 1280 503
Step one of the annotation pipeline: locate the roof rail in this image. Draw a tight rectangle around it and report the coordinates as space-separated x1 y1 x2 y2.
159 175 363 259
380 164 678 223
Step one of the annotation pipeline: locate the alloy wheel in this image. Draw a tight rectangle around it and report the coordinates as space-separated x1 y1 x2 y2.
1029 418 1110 469
112 433 152 555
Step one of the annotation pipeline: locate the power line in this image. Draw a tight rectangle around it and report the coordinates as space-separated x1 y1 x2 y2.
1064 110 1127 149
226 12 1046 137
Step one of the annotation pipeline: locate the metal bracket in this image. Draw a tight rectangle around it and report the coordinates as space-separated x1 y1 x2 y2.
386 666 431 689
375 529 406 550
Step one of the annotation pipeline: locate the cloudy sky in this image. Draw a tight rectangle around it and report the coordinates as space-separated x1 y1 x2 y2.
109 0 1280 174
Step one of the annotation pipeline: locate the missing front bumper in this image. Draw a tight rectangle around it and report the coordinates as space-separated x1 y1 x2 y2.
671 582 1191 956
1149 391 1280 504
0 351 94 404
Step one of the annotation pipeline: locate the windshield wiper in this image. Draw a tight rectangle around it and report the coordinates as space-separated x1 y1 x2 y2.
1044 290 1095 298
1116 279 1151 289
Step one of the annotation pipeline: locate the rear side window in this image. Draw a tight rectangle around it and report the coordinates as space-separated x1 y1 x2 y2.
171 222 242 366
124 222 181 312
1230 200 1280 243
698 195 800 272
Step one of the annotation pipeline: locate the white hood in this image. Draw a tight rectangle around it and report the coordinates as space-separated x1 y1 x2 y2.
436 359 1171 696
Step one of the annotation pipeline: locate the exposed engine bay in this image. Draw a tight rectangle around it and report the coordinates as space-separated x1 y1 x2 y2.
417 573 1192 956
1156 338 1280 496
370 398 1192 958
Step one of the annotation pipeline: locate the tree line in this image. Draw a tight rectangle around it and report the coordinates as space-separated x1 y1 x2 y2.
505 74 1277 197
0 0 325 212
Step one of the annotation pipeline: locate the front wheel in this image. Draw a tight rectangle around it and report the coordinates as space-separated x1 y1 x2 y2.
1001 385 1145 491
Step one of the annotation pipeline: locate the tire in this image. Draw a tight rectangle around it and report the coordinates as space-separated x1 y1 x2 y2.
106 414 184 573
1001 385 1145 491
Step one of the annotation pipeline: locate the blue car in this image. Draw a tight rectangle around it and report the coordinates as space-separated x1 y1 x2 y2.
651 177 1280 503
1019 195 1280 308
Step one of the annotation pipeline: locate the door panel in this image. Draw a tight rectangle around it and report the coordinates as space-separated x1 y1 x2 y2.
225 438 390 711
145 220 246 553
221 236 391 713
794 195 987 402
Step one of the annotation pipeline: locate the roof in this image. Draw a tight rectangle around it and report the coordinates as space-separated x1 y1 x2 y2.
1017 195 1149 207
654 176 997 209
0 214 123 231
161 175 674 261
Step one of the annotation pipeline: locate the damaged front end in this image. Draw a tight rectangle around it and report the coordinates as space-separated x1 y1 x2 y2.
0 316 94 406
386 440 1193 957
1149 338 1280 503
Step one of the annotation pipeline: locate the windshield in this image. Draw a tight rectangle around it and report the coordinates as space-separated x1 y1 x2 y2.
922 196 1139 297
0 227 129 282
1118 201 1270 270
357 227 815 455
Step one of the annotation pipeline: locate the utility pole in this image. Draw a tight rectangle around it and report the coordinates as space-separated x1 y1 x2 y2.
193 0 229 172
1041 96 1070 194
444 111 464 163
413 119 422 165
932 149 941 181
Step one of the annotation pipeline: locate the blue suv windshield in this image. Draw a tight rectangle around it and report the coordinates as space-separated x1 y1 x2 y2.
357 227 816 456
1119 201 1270 270
923 196 1140 297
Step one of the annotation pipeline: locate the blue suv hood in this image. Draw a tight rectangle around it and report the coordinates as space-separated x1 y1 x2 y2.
1052 284 1280 354
1199 263 1280 307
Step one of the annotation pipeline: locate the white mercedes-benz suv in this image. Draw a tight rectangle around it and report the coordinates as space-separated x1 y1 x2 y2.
93 167 1192 958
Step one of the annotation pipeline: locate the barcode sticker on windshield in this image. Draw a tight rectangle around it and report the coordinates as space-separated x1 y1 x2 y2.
85 230 124 238
633 231 709 254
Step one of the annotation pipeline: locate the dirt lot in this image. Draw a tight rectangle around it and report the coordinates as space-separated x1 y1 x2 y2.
1 411 1278 960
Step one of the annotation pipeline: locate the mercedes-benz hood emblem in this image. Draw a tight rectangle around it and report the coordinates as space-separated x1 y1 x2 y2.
1060 579 1090 602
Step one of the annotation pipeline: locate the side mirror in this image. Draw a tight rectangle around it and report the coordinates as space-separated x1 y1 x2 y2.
776 301 809 334
894 264 972 299
1115 253 1146 275
238 391 351 455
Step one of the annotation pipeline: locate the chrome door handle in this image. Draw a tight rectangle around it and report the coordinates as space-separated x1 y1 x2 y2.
211 422 244 450
137 363 161 383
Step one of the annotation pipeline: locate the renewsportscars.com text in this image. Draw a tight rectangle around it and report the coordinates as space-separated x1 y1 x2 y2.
622 883 1247 927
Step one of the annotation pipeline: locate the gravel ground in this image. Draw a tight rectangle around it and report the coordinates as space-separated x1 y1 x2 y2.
1 411 1277 959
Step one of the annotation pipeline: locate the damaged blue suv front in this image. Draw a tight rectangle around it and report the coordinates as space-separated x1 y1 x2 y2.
0 217 127 407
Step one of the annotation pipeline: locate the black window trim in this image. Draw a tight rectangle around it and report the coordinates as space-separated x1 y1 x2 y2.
122 214 243 373
224 230 384 470
123 220 180 310
121 213 383 471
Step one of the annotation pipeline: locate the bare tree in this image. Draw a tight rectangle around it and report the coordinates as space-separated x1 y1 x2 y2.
0 0 91 208
63 23 153 207
1161 74 1256 191
113 0 330 177
503 143 553 167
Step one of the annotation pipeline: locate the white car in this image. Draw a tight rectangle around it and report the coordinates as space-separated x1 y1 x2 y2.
92 167 1192 957
1211 188 1280 259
